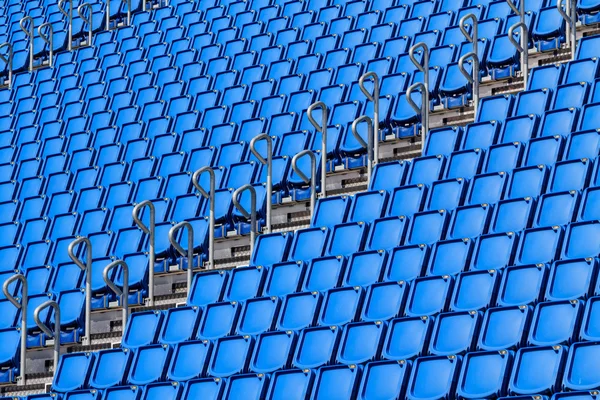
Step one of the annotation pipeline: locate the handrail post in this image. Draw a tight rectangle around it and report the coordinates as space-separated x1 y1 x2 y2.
3 274 27 385
250 133 273 233
409 42 430 143
358 71 380 164
351 116 374 185
68 237 92 346
77 3 93 45
459 13 480 113
508 22 529 89
38 23 54 67
291 149 317 217
0 43 13 89
406 82 428 156
193 167 215 269
132 200 155 307
168 222 194 292
58 0 73 51
106 0 111 30
557 0 576 60
125 0 132 25
232 184 257 255
33 300 60 373
19 16 34 71
103 260 129 330
307 101 328 198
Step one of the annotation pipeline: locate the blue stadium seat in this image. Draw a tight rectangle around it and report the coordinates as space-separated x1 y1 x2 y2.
343 250 387 287
457 350 513 399
523 135 564 167
515 226 564 266
489 197 535 234
427 238 473 276
470 232 518 271
89 349 132 389
263 261 306 298
187 270 228 307
533 191 578 228
465 172 508 205
196 301 240 340
357 360 411 400
565 129 600 161
52 352 95 393
208 335 253 377
563 342 600 391
311 364 361 400
326 222 368 256
509 346 567 395
236 296 280 336
528 300 583 346
362 281 409 322
293 325 340 369
405 275 453 317
497 264 549 306
406 210 449 245
506 165 549 200
478 305 532 351
451 270 501 312
386 244 430 282
387 184 427 217
337 321 386 364
251 232 293 266
365 216 408 251
277 291 322 331
249 330 295 374
407 155 446 186
265 369 314 400
445 150 483 180
446 204 492 240
563 221 600 259
122 310 164 350
159 306 201 345
546 258 598 301
318 286 363 326
406 355 461 400
348 190 388 223
224 265 267 302
424 126 463 157
312 195 351 228
429 310 481 355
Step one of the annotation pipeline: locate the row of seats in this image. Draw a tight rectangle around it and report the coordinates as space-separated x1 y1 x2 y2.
34 337 600 399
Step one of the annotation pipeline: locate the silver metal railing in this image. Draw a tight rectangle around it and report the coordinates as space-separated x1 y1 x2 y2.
77 3 93 44
291 149 317 217
0 43 13 89
307 101 328 198
103 259 129 330
132 201 155 306
351 115 374 185
169 221 194 291
193 166 215 269
2 274 27 385
33 300 60 373
407 42 430 152
19 16 34 71
232 184 257 255
38 23 54 67
358 71 380 164
558 0 577 60
250 133 273 233
509 21 530 89
58 0 73 51
459 13 480 114
68 237 92 346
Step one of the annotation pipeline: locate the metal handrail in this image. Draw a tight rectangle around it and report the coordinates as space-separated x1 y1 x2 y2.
132 200 155 306
103 260 129 330
351 115 374 184
106 0 111 30
307 101 328 197
19 16 34 71
508 22 529 89
557 0 576 60
409 42 430 143
68 237 92 346
459 13 480 113
77 3 93 44
250 133 273 233
232 184 257 255
169 221 194 292
38 23 54 67
406 82 428 155
58 0 73 51
358 71 380 164
192 166 215 269
0 43 13 89
33 300 60 373
2 274 27 385
124 0 132 25
291 149 317 217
